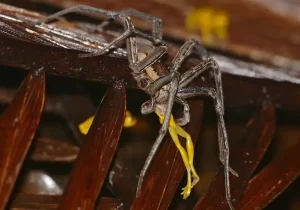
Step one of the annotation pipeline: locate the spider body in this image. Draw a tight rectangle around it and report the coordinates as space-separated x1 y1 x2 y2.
135 53 185 125
40 5 238 209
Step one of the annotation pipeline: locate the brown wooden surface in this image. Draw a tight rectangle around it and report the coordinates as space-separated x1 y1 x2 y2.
30 137 79 162
0 69 45 209
0 35 136 88
58 84 126 209
194 105 276 209
237 140 300 210
0 87 97 144
10 194 123 210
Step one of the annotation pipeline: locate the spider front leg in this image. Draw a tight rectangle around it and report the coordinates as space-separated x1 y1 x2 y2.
167 38 236 173
178 59 237 176
178 86 236 210
137 71 180 197
166 39 207 126
120 8 163 39
37 4 167 73
168 38 237 209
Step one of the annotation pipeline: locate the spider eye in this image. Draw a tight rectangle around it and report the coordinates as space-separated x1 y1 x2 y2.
139 78 149 89
141 100 155 115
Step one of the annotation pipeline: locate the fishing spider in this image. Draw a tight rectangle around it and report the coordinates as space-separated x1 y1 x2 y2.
39 5 238 209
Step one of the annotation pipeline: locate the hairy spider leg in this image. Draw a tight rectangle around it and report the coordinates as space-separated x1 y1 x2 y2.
120 8 163 39
168 38 208 73
93 8 163 40
166 38 238 209
162 38 208 127
156 110 199 199
178 86 236 210
178 58 238 175
136 71 180 197
37 5 167 73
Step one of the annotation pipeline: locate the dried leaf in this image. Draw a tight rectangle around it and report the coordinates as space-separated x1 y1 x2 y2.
0 35 136 88
0 68 45 209
10 194 123 210
57 95 96 145
0 88 98 144
194 105 276 209
30 137 79 162
237 140 300 210
58 84 126 209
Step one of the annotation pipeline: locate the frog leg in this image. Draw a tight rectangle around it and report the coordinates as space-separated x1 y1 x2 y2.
168 125 192 199
174 124 199 187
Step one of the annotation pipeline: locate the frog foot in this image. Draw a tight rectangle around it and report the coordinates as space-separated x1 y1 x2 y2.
181 184 192 199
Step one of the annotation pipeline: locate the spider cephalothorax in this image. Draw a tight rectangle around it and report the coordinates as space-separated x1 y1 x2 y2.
40 5 239 209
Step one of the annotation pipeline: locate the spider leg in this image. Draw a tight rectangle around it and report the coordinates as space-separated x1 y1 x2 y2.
119 8 167 72
168 39 222 107
168 38 208 73
178 86 237 210
178 59 238 176
168 38 233 170
79 8 163 39
179 58 215 88
120 8 163 39
37 5 167 73
136 71 180 197
169 39 237 206
166 38 207 125
179 59 229 167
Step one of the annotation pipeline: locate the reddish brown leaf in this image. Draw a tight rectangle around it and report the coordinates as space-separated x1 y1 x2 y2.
11 194 60 210
130 100 204 209
2 34 300 110
95 197 124 210
30 137 79 162
0 68 45 209
58 84 126 209
0 35 136 88
57 95 97 145
237 140 300 210
10 194 123 210
194 105 276 210
0 88 97 144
